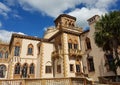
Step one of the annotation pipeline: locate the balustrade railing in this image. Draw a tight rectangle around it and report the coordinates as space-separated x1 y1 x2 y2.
69 49 82 57
0 77 92 85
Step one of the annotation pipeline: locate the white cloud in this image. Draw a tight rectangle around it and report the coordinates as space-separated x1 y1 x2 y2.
95 0 117 10
16 0 118 18
0 2 11 17
0 30 25 43
18 0 81 17
13 0 117 29
68 7 107 28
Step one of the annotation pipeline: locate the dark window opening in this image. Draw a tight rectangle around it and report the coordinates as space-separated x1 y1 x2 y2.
74 44 78 49
14 46 20 56
86 38 91 50
22 63 28 78
87 57 95 72
45 66 52 73
76 64 80 72
0 65 6 78
57 65 61 73
29 63 34 74
15 63 20 74
68 43 72 49
70 64 74 72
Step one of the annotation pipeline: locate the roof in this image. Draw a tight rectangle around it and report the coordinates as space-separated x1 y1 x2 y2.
54 14 76 23
11 33 42 41
87 15 100 21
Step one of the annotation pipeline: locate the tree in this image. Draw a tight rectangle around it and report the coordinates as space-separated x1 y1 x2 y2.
94 11 120 81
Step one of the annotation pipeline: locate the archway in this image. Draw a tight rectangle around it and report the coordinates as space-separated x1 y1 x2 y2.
0 65 6 78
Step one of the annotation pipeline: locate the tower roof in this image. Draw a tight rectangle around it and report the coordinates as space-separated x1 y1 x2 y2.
54 14 76 23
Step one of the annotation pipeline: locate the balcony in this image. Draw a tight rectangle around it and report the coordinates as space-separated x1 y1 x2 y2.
0 58 9 63
69 49 83 57
51 50 63 59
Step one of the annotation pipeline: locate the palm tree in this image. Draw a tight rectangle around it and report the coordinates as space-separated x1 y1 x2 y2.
94 11 120 81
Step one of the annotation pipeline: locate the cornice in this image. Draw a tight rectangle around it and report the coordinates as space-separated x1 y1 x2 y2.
48 28 89 41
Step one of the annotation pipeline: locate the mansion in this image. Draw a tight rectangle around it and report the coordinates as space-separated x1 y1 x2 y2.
0 14 120 82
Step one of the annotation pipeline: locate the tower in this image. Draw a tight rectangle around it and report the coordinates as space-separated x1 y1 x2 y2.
51 14 84 77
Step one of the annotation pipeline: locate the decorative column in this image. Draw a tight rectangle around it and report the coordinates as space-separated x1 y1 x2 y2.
61 33 69 77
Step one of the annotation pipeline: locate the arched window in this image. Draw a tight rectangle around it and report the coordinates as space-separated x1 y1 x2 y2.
0 65 6 78
5 51 8 59
85 37 91 50
14 63 21 74
87 55 95 72
68 39 72 49
29 63 35 74
14 42 20 56
0 51 3 58
45 61 52 73
22 63 28 78
27 44 33 55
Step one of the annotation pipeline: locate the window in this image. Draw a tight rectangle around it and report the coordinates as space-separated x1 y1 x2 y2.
87 56 95 72
105 53 114 71
57 65 61 73
29 63 34 74
14 42 20 56
22 63 28 78
5 51 8 58
74 44 78 49
68 39 72 49
0 52 3 58
0 65 6 78
27 44 33 55
86 37 91 50
68 43 72 49
76 59 81 72
45 66 52 73
74 40 78 49
70 64 74 72
76 64 80 72
14 63 21 74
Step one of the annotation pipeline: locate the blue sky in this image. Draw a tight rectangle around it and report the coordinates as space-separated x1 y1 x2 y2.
0 0 120 42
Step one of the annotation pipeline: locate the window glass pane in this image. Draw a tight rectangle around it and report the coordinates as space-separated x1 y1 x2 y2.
0 65 6 78
15 63 20 74
74 44 78 49
28 45 33 55
30 64 34 74
45 66 52 73
68 43 72 49
22 64 28 78
76 64 80 72
14 46 20 56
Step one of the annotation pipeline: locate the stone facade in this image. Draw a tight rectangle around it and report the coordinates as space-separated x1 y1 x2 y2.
0 14 119 82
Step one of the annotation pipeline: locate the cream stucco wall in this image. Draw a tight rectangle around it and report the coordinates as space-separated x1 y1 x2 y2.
40 42 54 78
86 16 107 81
